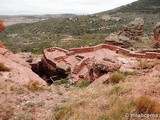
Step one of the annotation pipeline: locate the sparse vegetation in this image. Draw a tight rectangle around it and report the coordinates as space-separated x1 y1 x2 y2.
76 80 91 88
124 71 139 76
138 59 153 69
56 90 63 95
26 80 47 92
109 85 132 96
0 1 160 120
54 78 70 85
10 86 25 94
98 98 135 120
135 96 160 114
51 101 86 120
108 71 126 84
0 103 15 120
0 83 5 89
52 106 73 120
12 112 35 120
0 62 11 71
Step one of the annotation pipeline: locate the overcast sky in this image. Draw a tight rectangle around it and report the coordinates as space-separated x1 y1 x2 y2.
0 0 137 15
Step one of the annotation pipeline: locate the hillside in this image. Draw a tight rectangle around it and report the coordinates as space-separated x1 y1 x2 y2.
99 0 160 14
0 0 160 54
98 0 160 35
0 1 160 119
0 16 121 53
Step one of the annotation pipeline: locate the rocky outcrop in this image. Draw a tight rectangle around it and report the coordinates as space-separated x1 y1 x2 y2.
124 18 144 40
92 57 122 73
105 34 131 48
0 43 46 85
89 57 122 81
0 20 5 32
0 21 46 85
153 22 160 48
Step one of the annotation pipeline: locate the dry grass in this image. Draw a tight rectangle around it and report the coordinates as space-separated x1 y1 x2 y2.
0 83 5 89
10 85 26 94
0 102 15 120
76 80 91 88
135 96 160 114
50 100 87 120
50 95 135 120
98 97 135 120
108 71 126 84
138 59 153 69
12 112 35 120
0 62 11 71
25 80 51 92
109 85 132 96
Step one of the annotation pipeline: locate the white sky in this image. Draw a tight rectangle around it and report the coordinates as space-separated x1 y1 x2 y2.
0 0 137 15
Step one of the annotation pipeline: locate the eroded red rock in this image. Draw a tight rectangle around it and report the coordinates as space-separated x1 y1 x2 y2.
153 22 160 48
0 35 46 85
0 20 5 32
34 43 160 83
37 45 123 83
124 18 144 40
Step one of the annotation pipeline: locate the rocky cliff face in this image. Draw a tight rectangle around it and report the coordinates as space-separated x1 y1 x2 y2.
0 20 5 32
0 20 46 85
152 22 160 48
0 43 46 85
124 18 144 40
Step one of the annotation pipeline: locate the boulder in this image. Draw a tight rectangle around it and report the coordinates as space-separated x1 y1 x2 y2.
153 22 160 48
124 18 144 40
105 33 131 48
0 44 46 85
92 57 122 73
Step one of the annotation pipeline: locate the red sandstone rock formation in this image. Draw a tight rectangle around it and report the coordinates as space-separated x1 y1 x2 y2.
0 45 46 85
0 27 46 85
0 20 5 32
92 57 122 73
124 18 144 40
91 57 122 80
35 43 160 83
153 22 160 48
105 33 131 48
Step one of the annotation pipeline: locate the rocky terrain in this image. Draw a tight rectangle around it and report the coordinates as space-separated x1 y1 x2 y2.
0 0 160 120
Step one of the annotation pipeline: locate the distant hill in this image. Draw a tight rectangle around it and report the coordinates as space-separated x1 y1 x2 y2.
0 15 116 53
0 0 160 54
97 0 160 35
98 0 160 15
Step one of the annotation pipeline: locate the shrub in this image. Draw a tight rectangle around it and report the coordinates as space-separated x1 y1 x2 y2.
10 86 25 94
109 85 132 96
56 90 63 95
54 78 70 85
124 71 139 76
76 80 91 88
138 60 153 69
26 80 46 92
98 98 135 120
108 71 126 84
0 62 11 71
135 96 160 114
52 106 73 120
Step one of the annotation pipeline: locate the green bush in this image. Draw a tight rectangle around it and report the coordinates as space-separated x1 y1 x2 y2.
76 80 91 88
54 79 70 85
108 71 126 84
124 71 139 76
138 60 153 69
